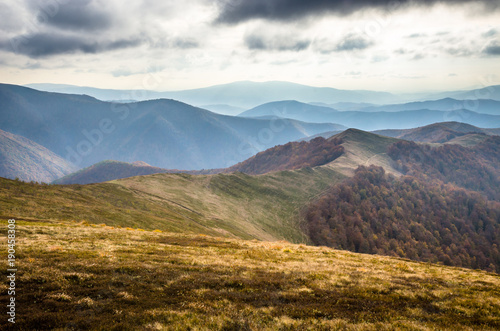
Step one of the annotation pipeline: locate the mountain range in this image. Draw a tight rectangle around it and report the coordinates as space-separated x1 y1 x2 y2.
25 81 400 109
352 98 500 115
0 84 500 183
0 84 345 172
26 82 500 111
4 83 500 184
240 100 500 130
55 121 500 185
3 81 500 320
426 84 500 102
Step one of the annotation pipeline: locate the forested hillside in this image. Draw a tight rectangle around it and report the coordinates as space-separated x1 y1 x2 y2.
227 137 344 175
388 136 500 200
305 166 500 272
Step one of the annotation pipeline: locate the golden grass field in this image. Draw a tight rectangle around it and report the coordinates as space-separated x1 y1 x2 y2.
1 218 499 330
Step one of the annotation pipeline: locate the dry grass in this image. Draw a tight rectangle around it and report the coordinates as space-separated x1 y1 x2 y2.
1 218 499 330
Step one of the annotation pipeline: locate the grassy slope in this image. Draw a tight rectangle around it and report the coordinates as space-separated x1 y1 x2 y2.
114 168 344 242
325 129 401 176
1 218 499 330
0 167 344 243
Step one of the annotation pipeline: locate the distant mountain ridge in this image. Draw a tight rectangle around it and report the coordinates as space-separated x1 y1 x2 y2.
25 82 500 110
26 81 400 109
356 98 500 115
240 100 500 130
0 84 345 170
427 85 500 102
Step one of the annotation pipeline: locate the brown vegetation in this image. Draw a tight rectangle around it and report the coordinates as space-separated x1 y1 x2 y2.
305 166 500 272
227 137 344 175
388 136 500 200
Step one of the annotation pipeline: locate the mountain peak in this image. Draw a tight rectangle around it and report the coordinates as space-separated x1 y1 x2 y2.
332 128 384 141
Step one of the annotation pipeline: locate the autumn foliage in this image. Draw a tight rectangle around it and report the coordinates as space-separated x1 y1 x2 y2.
387 136 500 200
227 137 344 175
305 166 500 272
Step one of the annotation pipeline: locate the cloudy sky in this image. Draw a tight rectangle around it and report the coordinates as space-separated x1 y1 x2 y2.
0 0 499 92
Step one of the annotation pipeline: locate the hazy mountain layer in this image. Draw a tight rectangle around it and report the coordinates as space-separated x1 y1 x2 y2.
26 81 400 108
26 82 500 109
0 129 77 182
0 84 345 169
240 100 500 130
357 98 500 115
428 85 500 102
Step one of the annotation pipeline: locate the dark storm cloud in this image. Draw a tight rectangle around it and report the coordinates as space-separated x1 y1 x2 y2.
215 0 499 24
0 0 202 58
244 33 310 51
28 0 112 32
2 32 143 57
3 32 200 58
483 41 500 55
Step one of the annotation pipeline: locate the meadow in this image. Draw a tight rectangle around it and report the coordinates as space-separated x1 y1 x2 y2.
1 217 499 330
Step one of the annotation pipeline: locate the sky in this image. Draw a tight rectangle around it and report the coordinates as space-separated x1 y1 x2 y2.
0 0 499 93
